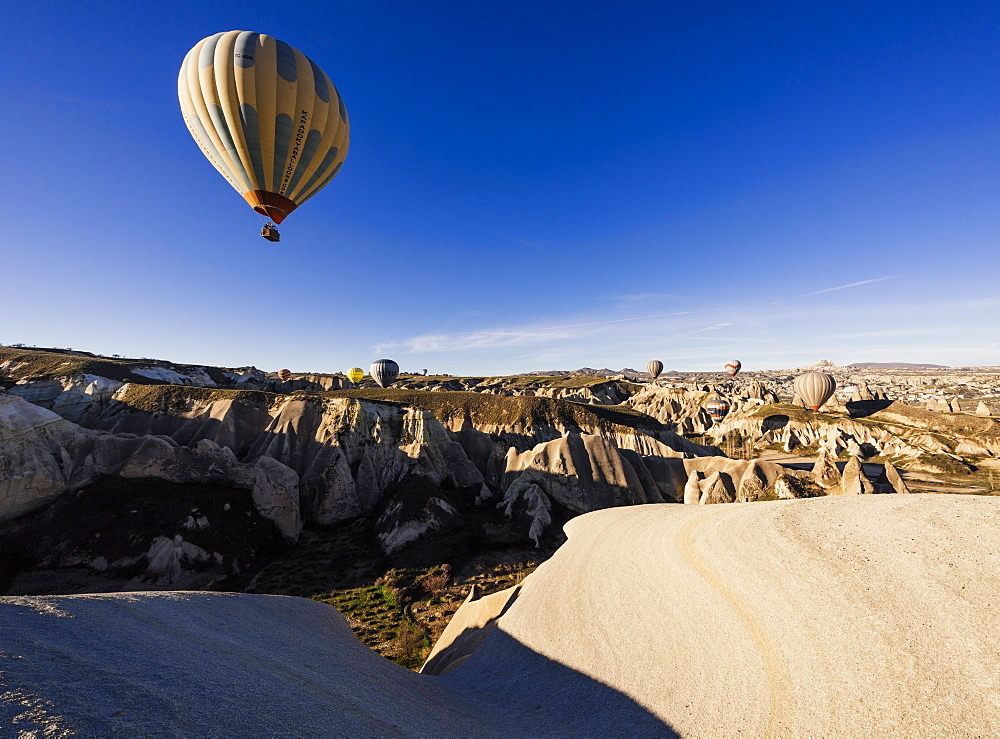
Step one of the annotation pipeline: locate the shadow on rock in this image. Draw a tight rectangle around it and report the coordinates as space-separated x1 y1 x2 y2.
438 626 677 735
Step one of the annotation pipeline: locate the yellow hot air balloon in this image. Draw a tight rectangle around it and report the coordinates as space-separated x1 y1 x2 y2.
178 31 350 242
346 367 364 384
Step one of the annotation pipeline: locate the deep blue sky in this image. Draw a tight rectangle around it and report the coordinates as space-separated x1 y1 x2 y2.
2 1 998 373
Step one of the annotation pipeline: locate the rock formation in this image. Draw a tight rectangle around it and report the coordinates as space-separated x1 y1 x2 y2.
840 456 875 495
812 452 842 490
0 394 301 538
882 463 912 494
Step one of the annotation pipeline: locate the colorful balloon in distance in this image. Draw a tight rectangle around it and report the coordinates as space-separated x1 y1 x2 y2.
647 360 663 380
370 359 399 388
278 368 291 382
795 372 836 411
705 395 731 422
724 360 742 377
346 367 364 384
178 31 350 233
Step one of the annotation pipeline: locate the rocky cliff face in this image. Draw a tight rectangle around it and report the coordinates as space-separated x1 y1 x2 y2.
80 385 730 548
0 368 770 590
0 392 301 591
705 401 1000 473
0 346 902 595
0 393 301 537
626 381 780 435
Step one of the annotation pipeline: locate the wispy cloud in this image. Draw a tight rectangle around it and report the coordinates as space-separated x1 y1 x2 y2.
539 311 692 331
794 275 899 298
377 311 694 353
670 323 734 339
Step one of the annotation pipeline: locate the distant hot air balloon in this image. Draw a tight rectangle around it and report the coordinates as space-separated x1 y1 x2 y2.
278 368 291 382
724 360 742 377
346 367 364 384
705 395 731 422
794 372 836 411
370 359 399 388
647 360 664 381
178 31 350 242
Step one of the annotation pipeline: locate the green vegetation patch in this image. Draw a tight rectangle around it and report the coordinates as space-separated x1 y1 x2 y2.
319 388 662 432
914 453 973 475
870 402 1000 441
315 582 431 669
0 346 149 383
115 384 277 414
0 345 242 388
249 517 550 671
746 403 844 425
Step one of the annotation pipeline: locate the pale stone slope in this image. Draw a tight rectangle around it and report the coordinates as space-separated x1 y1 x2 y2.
0 592 668 735
442 495 1000 736
5 496 996 735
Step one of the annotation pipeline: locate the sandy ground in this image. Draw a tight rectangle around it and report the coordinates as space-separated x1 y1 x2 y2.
3 495 1000 735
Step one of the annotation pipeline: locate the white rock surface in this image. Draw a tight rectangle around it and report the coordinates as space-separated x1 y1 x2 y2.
0 592 664 734
131 366 217 386
0 394 301 540
7 496 1000 735
436 495 1000 735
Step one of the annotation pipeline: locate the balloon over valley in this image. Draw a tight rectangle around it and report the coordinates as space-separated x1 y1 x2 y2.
370 359 399 388
794 371 837 411
178 31 350 243
5 6 995 735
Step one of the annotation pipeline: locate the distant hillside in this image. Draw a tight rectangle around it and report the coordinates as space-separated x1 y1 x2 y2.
848 362 949 369
520 367 634 377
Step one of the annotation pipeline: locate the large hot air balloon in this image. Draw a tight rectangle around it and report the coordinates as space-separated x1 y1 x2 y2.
794 372 836 411
705 395 731 422
647 360 663 381
346 367 364 384
278 368 291 382
178 31 350 242
724 360 741 377
370 359 399 388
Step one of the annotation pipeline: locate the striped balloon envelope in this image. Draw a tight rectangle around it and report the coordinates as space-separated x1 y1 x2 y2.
178 31 350 226
278 368 291 382
705 395 731 422
370 359 399 388
647 360 664 380
724 360 741 377
346 367 364 384
794 372 836 411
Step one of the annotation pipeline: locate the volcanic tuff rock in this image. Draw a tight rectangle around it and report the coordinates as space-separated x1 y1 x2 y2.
840 456 876 495
0 394 300 539
882 461 912 494
812 452 842 489
707 401 1000 473
625 382 780 435
4 377 734 559
7 374 124 425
